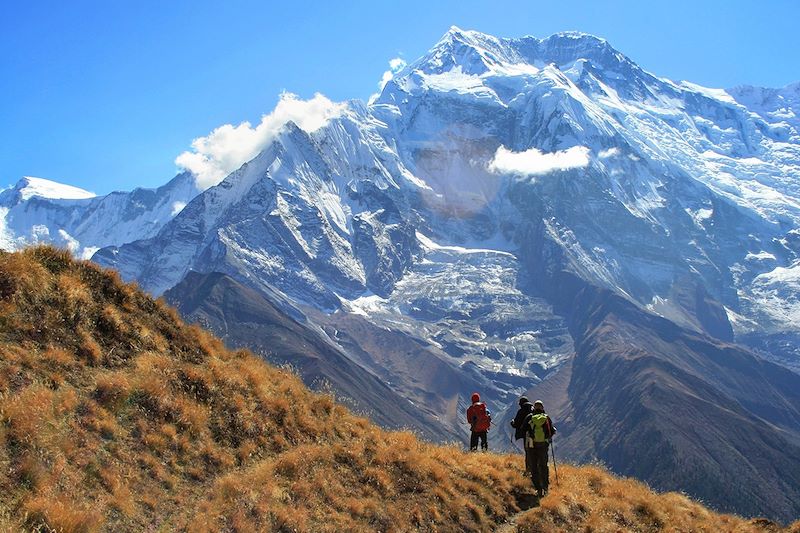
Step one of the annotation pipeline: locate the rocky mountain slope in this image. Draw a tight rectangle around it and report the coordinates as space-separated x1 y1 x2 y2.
1 246 797 532
519 271 800 521
163 270 456 441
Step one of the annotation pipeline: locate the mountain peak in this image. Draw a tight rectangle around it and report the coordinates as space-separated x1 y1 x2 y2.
407 27 633 81
12 176 96 201
544 30 609 44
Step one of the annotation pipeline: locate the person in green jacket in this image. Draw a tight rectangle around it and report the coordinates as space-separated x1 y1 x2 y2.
524 399 556 497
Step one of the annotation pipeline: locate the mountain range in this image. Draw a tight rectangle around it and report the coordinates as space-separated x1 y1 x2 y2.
2 27 800 522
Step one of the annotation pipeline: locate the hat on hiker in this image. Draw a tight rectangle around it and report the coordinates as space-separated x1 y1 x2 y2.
533 400 544 411
519 396 529 406
471 392 480 402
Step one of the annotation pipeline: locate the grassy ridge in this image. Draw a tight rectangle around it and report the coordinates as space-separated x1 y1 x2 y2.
517 464 800 532
0 246 796 532
0 247 529 531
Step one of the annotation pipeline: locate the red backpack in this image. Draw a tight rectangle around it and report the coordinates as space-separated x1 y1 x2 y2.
467 402 491 432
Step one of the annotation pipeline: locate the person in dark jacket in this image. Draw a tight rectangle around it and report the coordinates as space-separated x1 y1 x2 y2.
509 396 534 472
523 399 556 497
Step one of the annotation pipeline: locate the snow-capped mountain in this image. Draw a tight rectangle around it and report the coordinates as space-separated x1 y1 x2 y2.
5 25 799 402
5 27 800 520
375 28 800 336
0 172 200 258
95 27 800 364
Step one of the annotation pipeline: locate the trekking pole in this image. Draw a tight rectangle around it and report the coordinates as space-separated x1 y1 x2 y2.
550 438 559 486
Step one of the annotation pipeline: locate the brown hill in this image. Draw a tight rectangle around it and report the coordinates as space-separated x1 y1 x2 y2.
0 246 797 532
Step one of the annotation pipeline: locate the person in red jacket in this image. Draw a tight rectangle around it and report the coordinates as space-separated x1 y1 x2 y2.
466 392 491 451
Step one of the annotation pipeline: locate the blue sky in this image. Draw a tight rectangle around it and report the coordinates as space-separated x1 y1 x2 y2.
2 0 798 194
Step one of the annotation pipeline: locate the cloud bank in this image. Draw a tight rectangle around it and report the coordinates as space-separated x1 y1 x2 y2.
176 92 346 190
488 145 591 177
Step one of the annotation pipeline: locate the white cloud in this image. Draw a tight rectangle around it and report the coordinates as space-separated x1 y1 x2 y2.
488 145 591 177
81 246 100 260
175 92 346 190
57 229 80 254
31 225 50 241
369 57 407 104
598 147 620 159
171 201 187 217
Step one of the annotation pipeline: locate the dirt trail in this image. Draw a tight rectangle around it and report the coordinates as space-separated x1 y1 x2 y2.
496 491 539 532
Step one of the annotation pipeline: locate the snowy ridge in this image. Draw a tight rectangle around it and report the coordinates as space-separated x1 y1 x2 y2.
13 176 96 200
0 172 200 258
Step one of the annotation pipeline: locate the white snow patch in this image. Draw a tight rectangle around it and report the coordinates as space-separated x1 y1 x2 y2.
31 225 50 240
415 232 515 257
345 293 390 318
488 146 591 177
749 263 800 329
645 295 671 317
598 147 620 159
171 201 187 217
745 251 776 262
418 66 492 96
81 246 100 260
16 177 95 200
0 207 17 250
57 229 80 254
724 306 759 331
685 207 713 227
756 264 800 284
679 81 737 104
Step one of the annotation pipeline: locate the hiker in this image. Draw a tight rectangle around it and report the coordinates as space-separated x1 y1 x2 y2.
466 392 491 451
510 396 534 472
524 399 556 497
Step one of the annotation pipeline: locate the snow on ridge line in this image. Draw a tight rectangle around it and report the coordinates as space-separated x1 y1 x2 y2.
415 231 515 257
16 176 96 200
677 81 737 105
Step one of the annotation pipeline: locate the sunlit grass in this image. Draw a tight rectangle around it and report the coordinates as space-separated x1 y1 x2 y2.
0 246 795 532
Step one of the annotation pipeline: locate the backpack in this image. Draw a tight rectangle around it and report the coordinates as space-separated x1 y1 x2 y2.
468 402 491 432
526 413 553 446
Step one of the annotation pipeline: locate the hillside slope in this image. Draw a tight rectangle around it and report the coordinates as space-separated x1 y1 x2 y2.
0 246 797 531
522 272 800 522
164 270 457 442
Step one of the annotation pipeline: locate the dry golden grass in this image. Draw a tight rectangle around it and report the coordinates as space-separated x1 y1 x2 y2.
0 246 534 532
0 246 796 532
517 464 799 532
